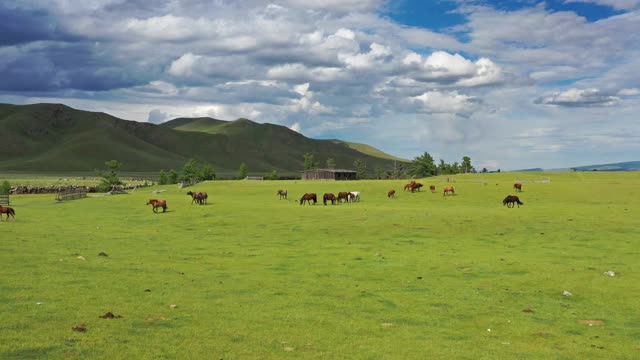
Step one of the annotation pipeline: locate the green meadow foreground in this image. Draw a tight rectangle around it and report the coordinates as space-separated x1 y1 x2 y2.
1 172 639 359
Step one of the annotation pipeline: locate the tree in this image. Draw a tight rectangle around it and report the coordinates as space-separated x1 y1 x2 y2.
374 166 385 180
200 164 216 180
461 156 475 174
96 160 123 192
266 169 279 180
409 152 437 177
158 170 169 185
438 159 448 175
303 153 318 170
326 157 336 169
353 159 366 179
168 169 179 184
238 163 248 179
451 161 461 174
481 167 488 173
181 159 200 183
0 180 11 195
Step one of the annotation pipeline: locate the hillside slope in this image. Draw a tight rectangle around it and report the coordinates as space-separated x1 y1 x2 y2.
0 103 406 175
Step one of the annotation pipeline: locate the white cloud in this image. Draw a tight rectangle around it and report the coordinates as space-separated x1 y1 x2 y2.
564 0 640 10
536 88 622 107
290 122 301 132
412 90 479 114
619 88 640 96
402 51 504 86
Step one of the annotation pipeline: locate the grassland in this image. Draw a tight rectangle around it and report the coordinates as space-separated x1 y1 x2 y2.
1 172 639 359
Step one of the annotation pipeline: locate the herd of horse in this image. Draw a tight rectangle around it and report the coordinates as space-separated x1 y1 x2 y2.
295 191 361 205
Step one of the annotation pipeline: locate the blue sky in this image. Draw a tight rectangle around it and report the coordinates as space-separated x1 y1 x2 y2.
1 0 639 170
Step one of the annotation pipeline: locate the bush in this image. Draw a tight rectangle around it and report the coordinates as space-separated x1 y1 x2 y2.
0 180 11 195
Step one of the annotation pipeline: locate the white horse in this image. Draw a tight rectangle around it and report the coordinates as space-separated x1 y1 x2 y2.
348 191 360 203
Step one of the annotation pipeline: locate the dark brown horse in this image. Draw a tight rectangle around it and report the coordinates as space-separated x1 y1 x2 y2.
0 205 16 221
187 191 207 205
513 183 522 192
388 190 396 198
429 185 436 193
404 180 416 191
277 189 288 199
323 193 336 205
443 186 455 196
300 193 317 205
147 199 168 213
503 195 523 208
337 192 350 203
410 182 423 193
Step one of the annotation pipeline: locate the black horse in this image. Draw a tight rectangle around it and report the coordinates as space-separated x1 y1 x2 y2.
503 195 523 208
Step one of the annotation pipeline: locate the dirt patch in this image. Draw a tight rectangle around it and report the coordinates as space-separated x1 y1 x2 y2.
533 332 549 337
71 324 87 332
99 312 122 319
578 320 605 326
381 323 394 328
145 316 167 321
522 308 535 313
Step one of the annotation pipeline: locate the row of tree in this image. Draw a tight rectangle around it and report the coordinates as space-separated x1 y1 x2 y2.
408 153 476 177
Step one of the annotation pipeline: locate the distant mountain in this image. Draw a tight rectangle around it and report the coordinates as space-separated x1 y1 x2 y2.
570 161 640 171
0 103 406 175
513 168 544 172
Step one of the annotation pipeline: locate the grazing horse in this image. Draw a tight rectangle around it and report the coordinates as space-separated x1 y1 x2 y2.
187 191 207 205
277 189 288 199
337 192 350 203
429 185 436 193
410 183 423 193
300 193 317 205
443 186 455 196
388 190 396 198
0 205 16 221
348 191 361 202
404 181 417 191
503 195 523 208
146 199 168 213
513 183 522 192
323 193 336 205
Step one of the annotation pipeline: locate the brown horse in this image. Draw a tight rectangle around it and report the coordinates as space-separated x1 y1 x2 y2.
187 191 207 205
404 180 416 191
388 190 396 198
323 193 336 205
147 199 168 213
337 192 350 203
443 186 455 196
429 185 436 193
513 183 522 192
300 193 317 205
503 195 523 208
0 205 16 221
410 182 423 193
277 189 288 199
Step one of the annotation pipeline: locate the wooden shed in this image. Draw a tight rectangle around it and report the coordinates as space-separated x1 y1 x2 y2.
301 169 357 181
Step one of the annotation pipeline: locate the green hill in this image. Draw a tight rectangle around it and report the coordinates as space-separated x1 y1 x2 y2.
0 103 407 176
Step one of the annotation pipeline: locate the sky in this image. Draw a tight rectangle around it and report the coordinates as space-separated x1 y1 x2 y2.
1 0 639 170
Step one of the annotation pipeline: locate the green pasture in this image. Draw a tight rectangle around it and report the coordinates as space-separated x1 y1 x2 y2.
1 172 639 359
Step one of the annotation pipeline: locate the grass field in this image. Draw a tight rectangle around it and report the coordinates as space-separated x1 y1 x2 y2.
1 172 639 359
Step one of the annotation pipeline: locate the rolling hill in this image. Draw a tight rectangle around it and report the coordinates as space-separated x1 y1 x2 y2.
0 103 407 176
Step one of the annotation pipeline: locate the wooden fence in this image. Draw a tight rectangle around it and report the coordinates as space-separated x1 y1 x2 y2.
56 189 87 201
0 194 9 205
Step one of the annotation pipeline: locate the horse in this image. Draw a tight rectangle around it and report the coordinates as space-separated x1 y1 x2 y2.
300 193 317 205
429 185 436 193
513 183 522 192
146 199 168 213
503 195 523 208
323 193 336 205
277 189 288 200
187 191 207 205
410 183 423 193
0 205 16 221
443 186 455 196
337 192 350 203
348 191 361 202
388 190 396 198
404 181 417 191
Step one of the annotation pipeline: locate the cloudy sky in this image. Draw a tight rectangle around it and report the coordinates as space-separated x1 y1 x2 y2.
1 0 639 170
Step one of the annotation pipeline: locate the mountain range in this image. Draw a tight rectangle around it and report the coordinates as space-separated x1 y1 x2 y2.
0 103 406 176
